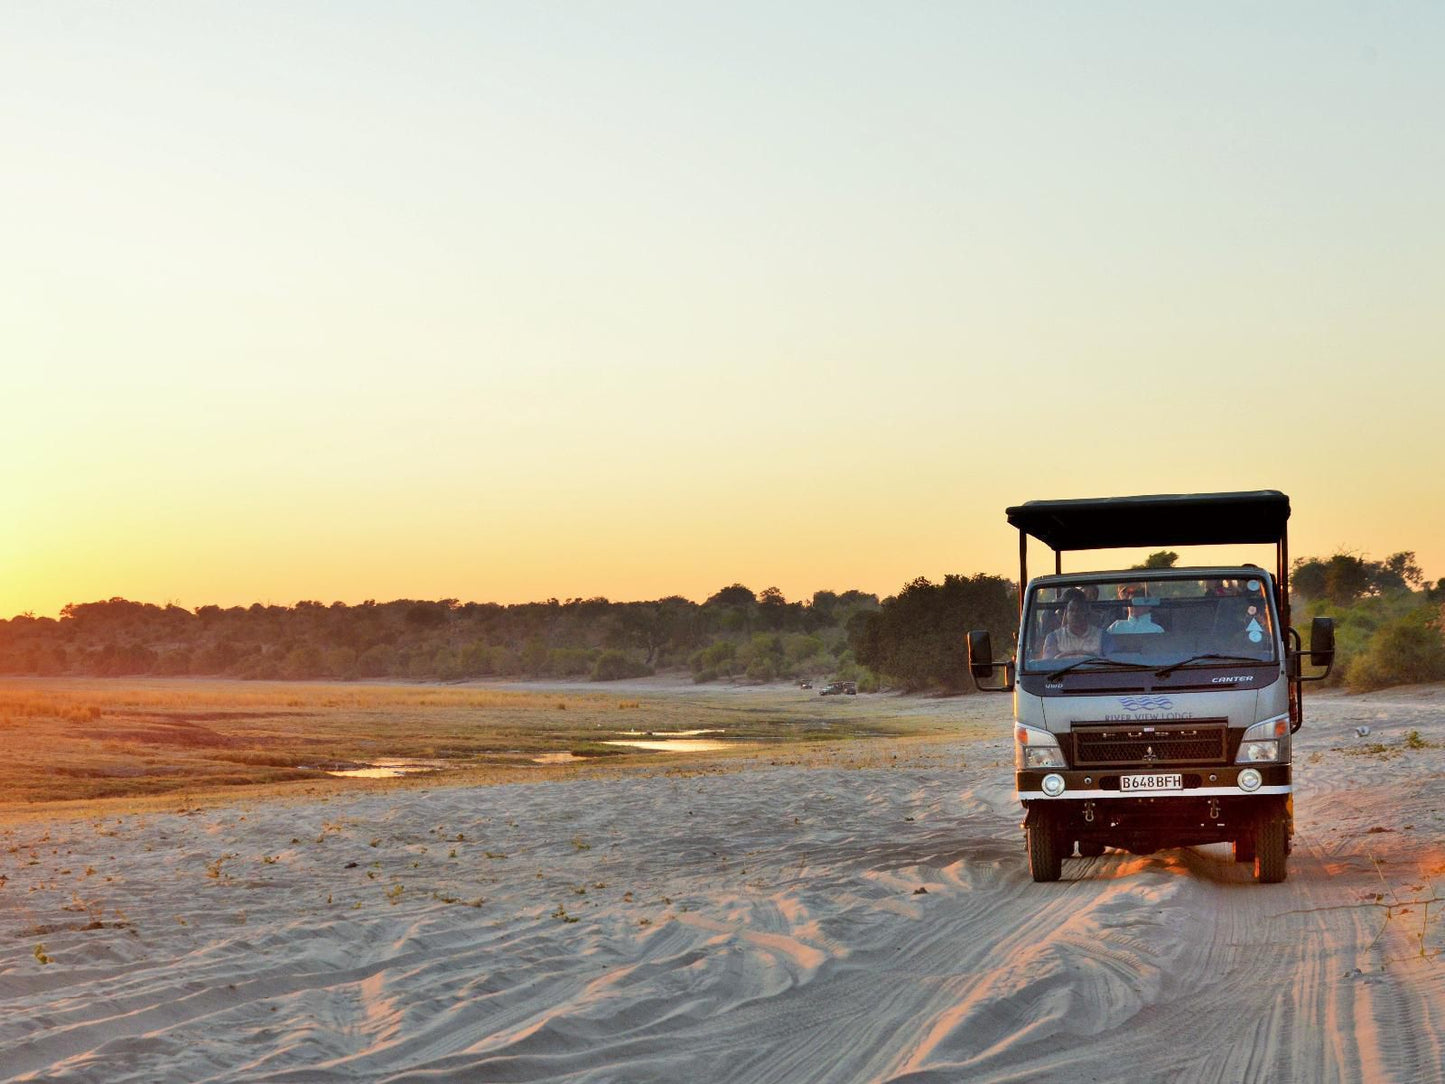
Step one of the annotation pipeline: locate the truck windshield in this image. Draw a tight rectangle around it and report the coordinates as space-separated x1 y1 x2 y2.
1019 574 1278 672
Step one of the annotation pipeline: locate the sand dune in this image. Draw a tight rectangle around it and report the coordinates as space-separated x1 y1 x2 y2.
2 688 1442 1082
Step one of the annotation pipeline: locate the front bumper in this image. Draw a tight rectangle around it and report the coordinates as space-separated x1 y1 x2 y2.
1016 763 1290 802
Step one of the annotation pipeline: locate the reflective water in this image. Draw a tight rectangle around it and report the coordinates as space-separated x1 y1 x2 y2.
602 738 734 753
614 729 723 738
325 758 445 778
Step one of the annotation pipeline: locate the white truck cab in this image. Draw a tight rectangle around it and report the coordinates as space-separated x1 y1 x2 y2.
968 492 1334 883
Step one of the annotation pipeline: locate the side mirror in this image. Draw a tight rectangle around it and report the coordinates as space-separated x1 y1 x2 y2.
967 630 1014 692
1310 617 1335 667
967 630 993 681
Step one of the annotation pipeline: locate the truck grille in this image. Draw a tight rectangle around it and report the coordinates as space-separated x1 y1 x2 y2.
1069 722 1228 768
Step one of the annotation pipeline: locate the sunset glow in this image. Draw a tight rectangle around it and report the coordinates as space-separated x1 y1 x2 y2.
5 4 1443 618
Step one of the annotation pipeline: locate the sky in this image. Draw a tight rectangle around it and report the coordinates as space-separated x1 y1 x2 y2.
3 2 1443 618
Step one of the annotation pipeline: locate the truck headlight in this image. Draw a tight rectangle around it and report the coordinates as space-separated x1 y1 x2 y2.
1236 716 1289 764
1238 768 1262 792
1016 724 1066 770
1239 740 1279 763
1041 773 1066 797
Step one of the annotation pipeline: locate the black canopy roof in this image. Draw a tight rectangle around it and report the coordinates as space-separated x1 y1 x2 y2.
1005 491 1290 552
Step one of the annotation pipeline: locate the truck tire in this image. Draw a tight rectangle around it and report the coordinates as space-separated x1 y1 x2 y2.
1233 835 1256 863
1027 818 1062 882
1077 840 1105 858
1254 819 1287 883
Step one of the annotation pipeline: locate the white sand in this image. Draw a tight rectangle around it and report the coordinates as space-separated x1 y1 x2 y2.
3 688 1443 1082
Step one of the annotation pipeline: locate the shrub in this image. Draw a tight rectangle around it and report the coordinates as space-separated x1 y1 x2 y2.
325 647 359 680
433 647 462 681
547 647 596 677
520 639 550 676
1345 607 1445 691
745 658 775 683
591 650 650 682
460 641 495 676
356 644 397 678
691 640 736 674
784 634 825 665
282 644 325 680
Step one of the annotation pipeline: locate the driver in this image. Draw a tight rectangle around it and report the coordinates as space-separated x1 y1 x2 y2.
1042 589 1102 658
1108 583 1164 634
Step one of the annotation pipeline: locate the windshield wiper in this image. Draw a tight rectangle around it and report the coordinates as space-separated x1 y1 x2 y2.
1045 656 1155 681
1153 653 1268 678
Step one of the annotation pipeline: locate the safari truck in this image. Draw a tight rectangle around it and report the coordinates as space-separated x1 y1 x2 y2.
967 491 1334 883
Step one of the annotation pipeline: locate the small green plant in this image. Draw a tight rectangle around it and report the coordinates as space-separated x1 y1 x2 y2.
1406 729 1432 749
551 904 578 923
34 943 51 964
572 837 591 851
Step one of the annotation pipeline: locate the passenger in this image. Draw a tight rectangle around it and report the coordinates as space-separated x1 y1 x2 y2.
1042 589 1102 658
1107 583 1164 634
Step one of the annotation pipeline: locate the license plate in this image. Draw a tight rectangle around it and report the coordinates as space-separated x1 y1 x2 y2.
1120 773 1183 792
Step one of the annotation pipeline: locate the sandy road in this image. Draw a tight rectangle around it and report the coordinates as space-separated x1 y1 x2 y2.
1 688 1441 1082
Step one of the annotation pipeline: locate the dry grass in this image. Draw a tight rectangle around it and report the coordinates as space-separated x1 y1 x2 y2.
0 677 983 818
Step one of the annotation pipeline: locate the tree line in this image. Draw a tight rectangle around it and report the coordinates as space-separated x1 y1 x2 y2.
0 588 888 685
1 549 1438 692
0 575 1017 691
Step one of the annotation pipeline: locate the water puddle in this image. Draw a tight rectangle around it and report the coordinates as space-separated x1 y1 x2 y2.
324 758 446 779
602 738 735 753
614 729 723 738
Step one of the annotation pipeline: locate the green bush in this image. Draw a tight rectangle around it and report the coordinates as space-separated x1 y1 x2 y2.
325 647 359 680
547 647 596 677
357 644 396 678
690 640 736 676
1300 592 1423 687
432 647 462 681
692 666 719 684
784 634 825 665
745 658 775 683
1345 607 1445 691
591 650 651 682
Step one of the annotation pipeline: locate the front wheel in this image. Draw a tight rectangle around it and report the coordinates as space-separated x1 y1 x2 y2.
1027 817 1062 882
1254 819 1288 883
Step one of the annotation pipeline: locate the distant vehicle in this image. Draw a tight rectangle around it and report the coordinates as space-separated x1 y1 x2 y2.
799 681 813 689
819 681 856 696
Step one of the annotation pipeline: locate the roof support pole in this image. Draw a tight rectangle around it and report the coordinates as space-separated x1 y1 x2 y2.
1018 529 1028 611
1278 532 1290 633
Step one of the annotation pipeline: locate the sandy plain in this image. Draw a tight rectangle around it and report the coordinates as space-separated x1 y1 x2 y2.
1 682 1442 1083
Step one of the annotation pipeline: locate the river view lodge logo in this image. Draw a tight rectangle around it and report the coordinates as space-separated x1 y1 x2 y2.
1119 696 1174 712
1106 694 1193 722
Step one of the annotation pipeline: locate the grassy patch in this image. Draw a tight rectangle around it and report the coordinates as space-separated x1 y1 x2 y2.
0 677 987 815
